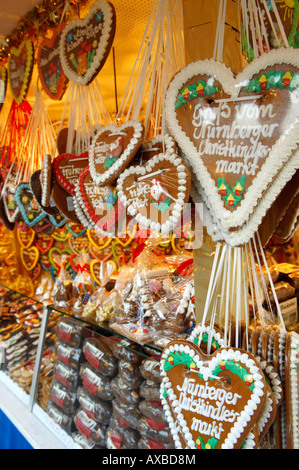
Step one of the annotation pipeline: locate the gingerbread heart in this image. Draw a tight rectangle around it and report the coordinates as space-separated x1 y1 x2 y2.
68 233 89 254
8 39 34 104
59 0 116 85
51 225 69 242
34 232 54 254
15 183 47 227
51 181 81 224
75 166 123 236
2 184 20 223
49 247 72 270
29 261 42 280
87 229 112 250
90 258 116 285
66 222 87 238
160 341 267 449
89 242 113 262
165 49 299 241
39 251 53 271
0 65 7 112
20 246 39 271
89 121 144 186
117 152 191 234
52 152 89 196
17 227 35 249
37 24 69 101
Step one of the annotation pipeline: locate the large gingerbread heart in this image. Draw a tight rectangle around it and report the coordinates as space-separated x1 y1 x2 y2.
59 0 116 85
52 152 89 196
37 24 69 101
8 39 34 104
165 48 299 240
89 121 144 186
160 340 267 449
75 166 123 236
117 152 191 234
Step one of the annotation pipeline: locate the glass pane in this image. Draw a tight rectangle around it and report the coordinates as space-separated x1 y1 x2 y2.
32 307 175 450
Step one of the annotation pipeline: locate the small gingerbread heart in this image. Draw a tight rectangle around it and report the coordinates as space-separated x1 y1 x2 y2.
89 121 144 186
17 227 35 249
20 246 39 271
68 233 90 254
34 232 54 254
87 229 112 250
117 152 191 234
90 258 116 285
15 183 47 227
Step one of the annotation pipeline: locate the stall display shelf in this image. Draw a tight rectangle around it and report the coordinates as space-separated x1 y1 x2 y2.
0 283 162 449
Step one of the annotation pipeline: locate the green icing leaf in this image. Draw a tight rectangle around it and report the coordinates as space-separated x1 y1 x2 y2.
175 80 219 108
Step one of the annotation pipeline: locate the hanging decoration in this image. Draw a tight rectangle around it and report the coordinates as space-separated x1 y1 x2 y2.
7 38 34 105
37 23 69 101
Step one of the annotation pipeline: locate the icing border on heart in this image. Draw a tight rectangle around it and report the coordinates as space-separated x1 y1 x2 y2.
160 342 266 449
59 0 115 86
75 166 124 237
165 48 299 237
117 152 191 234
89 120 144 186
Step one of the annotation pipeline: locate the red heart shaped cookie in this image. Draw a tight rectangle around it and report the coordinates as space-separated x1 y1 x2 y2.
59 0 116 85
117 152 191 234
37 24 69 101
75 166 123 236
165 49 299 244
52 152 89 196
8 39 34 104
160 340 267 449
89 121 144 186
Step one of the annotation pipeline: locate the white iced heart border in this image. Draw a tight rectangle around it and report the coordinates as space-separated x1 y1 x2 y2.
59 0 114 86
117 152 189 235
89 120 143 186
140 133 177 159
165 48 299 236
190 144 299 246
160 344 266 449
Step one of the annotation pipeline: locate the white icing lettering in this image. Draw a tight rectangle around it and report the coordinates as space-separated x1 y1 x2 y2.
191 100 279 176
